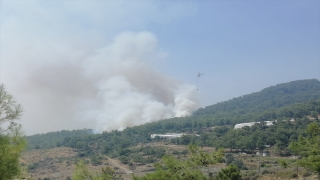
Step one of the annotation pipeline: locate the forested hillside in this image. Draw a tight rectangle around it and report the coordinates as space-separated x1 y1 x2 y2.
22 99 318 174
195 79 320 115
26 79 320 151
23 79 320 179
26 129 92 149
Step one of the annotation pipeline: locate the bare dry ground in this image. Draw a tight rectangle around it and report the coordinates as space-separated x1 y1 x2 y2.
21 147 152 180
20 144 319 180
21 147 78 179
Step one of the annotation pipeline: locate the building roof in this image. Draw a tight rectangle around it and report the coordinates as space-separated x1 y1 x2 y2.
234 121 275 129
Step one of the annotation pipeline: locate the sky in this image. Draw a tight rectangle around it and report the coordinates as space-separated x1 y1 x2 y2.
0 0 319 135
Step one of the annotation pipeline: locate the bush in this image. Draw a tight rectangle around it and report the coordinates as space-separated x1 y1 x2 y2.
132 154 144 163
129 165 136 170
261 169 273 174
154 148 166 158
243 170 256 177
180 149 188 155
172 150 179 155
302 171 312 177
90 155 102 166
225 153 247 170
232 159 247 170
77 152 86 157
118 156 129 164
144 157 156 163
225 153 235 165
216 164 242 180
28 162 39 171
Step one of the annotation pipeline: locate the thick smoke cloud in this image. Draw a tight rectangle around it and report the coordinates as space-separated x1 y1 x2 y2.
1 31 199 134
80 32 199 132
0 1 199 134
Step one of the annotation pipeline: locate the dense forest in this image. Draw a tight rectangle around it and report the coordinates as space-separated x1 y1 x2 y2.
25 79 320 168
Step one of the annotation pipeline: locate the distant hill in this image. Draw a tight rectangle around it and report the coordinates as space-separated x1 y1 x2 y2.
22 79 320 179
194 79 320 116
25 79 320 151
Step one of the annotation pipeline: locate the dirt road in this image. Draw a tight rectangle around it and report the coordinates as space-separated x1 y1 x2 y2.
107 156 132 174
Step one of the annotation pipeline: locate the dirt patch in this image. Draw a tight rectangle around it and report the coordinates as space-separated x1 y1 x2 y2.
21 147 150 180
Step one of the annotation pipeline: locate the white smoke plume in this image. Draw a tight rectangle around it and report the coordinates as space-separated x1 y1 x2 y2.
1 30 199 134
0 1 200 135
79 32 199 132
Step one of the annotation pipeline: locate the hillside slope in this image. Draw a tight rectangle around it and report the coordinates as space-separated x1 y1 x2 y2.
23 79 320 179
195 79 320 115
26 79 320 150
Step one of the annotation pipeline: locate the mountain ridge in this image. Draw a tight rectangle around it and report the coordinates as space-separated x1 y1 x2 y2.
194 79 320 116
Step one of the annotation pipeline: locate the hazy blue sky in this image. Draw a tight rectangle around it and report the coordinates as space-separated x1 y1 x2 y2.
154 0 320 104
1 0 319 134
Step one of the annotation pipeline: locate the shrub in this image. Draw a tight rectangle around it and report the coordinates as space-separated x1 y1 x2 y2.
232 159 248 170
28 162 39 171
262 169 272 174
225 153 235 165
90 155 102 166
180 149 188 155
118 156 129 164
302 171 312 177
172 150 179 155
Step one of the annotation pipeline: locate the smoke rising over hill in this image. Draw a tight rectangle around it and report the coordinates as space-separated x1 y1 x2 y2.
79 32 199 132
2 31 199 134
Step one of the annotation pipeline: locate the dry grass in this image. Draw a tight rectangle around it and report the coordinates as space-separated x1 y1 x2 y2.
20 144 319 180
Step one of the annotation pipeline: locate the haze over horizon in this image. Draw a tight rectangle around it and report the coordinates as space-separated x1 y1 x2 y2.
0 1 319 135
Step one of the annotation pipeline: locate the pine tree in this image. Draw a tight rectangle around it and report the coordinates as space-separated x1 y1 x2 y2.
289 122 320 178
0 85 26 179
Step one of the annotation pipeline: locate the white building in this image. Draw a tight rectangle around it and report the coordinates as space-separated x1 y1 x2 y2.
150 133 185 139
234 121 274 129
234 122 257 129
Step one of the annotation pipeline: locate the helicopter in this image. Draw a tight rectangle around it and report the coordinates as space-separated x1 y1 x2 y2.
196 73 205 90
197 73 205 77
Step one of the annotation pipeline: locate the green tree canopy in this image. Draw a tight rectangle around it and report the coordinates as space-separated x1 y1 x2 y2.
215 164 242 180
0 84 22 133
289 122 320 178
73 161 123 180
133 145 226 180
0 84 26 179
0 124 26 179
